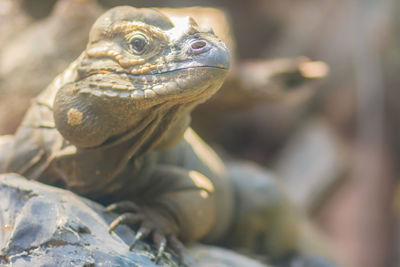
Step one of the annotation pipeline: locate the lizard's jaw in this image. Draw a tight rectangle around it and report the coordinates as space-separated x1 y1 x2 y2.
72 65 228 110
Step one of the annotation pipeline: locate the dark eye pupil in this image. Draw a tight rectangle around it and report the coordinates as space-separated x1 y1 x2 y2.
131 38 146 54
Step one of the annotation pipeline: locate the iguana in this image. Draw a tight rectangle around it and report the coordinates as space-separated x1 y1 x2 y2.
0 6 334 266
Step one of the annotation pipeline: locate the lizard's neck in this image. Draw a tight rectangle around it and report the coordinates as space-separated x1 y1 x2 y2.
149 105 193 151
109 102 193 156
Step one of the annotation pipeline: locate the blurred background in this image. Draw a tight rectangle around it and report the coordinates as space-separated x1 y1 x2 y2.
0 0 399 266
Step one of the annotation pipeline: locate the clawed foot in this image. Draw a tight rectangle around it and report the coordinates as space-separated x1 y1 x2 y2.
105 201 184 265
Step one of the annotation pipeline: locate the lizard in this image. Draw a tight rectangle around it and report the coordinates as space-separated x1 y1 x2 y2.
0 6 335 266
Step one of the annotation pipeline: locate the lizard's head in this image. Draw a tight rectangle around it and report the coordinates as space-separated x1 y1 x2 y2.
54 6 230 148
76 5 229 105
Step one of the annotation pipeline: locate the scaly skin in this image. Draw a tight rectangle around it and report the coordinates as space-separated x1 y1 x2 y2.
0 6 335 266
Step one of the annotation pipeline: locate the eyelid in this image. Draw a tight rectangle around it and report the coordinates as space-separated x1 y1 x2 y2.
128 32 148 42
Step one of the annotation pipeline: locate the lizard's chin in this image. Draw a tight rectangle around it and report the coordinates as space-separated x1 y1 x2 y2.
74 66 228 108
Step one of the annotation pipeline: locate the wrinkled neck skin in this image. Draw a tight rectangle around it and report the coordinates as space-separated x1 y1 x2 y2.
102 97 195 154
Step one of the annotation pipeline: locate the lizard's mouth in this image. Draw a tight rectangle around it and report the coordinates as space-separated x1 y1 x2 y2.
73 65 228 107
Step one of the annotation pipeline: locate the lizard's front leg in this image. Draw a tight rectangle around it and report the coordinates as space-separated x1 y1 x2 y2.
107 165 216 263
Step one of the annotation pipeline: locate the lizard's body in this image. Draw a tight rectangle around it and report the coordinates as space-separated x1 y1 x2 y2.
0 6 334 266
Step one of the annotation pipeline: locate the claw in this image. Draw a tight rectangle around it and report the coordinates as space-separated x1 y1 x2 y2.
105 201 140 213
168 234 184 265
129 226 151 250
153 231 167 264
105 203 184 265
108 213 143 233
129 231 144 250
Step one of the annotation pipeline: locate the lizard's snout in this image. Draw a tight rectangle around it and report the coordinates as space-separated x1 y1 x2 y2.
190 38 230 70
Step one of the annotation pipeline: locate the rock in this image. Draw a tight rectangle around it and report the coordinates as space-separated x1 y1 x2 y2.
0 173 161 266
0 173 268 267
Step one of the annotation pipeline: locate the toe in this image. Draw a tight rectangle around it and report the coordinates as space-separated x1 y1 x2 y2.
153 231 167 263
167 234 185 265
109 213 143 233
129 225 151 250
105 201 140 213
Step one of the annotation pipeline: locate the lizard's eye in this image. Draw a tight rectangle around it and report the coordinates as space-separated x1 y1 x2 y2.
129 33 149 55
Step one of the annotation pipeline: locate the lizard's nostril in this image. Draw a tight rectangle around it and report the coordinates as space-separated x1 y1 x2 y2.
190 40 208 54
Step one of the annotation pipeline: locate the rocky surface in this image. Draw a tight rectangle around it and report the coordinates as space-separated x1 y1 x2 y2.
0 173 268 267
